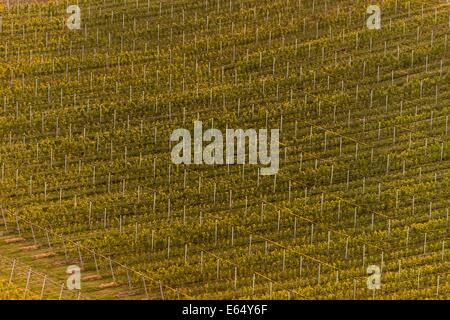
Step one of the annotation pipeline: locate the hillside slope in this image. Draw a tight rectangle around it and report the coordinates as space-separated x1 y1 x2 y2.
0 0 448 299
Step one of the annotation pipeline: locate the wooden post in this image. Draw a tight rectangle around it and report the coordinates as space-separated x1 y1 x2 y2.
362 244 366 268
417 268 421 289
9 259 16 284
299 256 303 278
214 221 218 245
61 238 68 262
109 257 116 282
436 276 440 298
345 238 349 259
293 218 297 240
167 236 171 259
159 281 165 300
277 211 281 231
327 231 331 252
126 269 131 289
15 214 21 236
30 222 36 245
25 267 32 296
45 228 52 248
264 240 268 262
317 264 321 285
40 275 47 300
1 208 7 231
103 208 108 230
442 240 446 261
320 193 324 213
93 252 99 274
231 226 234 246
142 275 149 298
77 243 83 267
406 227 410 247
216 259 220 279
429 201 433 218
252 273 256 295
330 166 334 185
200 251 203 274
234 267 237 293
59 283 64 300
423 233 427 254
151 229 154 252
